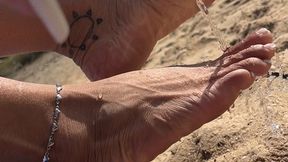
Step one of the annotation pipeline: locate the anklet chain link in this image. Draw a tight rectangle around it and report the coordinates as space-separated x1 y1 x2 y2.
42 83 63 162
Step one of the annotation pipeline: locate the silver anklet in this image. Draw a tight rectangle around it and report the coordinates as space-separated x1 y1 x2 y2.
42 83 63 162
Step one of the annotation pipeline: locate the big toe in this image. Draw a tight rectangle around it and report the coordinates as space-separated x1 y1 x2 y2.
204 69 254 121
205 54 271 121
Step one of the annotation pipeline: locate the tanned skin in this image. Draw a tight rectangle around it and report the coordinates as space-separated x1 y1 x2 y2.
0 0 275 161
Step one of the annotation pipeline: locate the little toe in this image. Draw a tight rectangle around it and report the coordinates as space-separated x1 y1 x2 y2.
224 28 273 57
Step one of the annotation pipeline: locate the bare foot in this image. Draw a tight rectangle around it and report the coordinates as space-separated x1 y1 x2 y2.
55 29 275 162
56 0 215 80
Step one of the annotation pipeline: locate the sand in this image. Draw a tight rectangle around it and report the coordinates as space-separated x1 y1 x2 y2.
7 0 288 161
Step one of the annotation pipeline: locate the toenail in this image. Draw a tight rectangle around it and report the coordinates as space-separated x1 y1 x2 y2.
251 44 263 49
263 59 272 64
264 43 276 51
256 28 271 35
250 72 256 78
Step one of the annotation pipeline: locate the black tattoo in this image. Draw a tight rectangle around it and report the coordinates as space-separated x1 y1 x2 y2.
61 9 103 58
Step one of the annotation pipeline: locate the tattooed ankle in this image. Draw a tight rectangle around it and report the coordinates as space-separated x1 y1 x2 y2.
60 9 103 59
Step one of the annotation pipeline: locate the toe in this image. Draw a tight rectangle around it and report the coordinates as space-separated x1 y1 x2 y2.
220 69 255 91
218 57 271 78
203 69 254 122
233 57 271 76
224 28 273 57
220 43 276 67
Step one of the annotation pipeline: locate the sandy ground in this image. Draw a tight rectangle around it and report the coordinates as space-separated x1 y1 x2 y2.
7 0 288 161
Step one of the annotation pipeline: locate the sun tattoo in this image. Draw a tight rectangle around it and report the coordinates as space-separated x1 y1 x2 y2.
61 9 103 57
